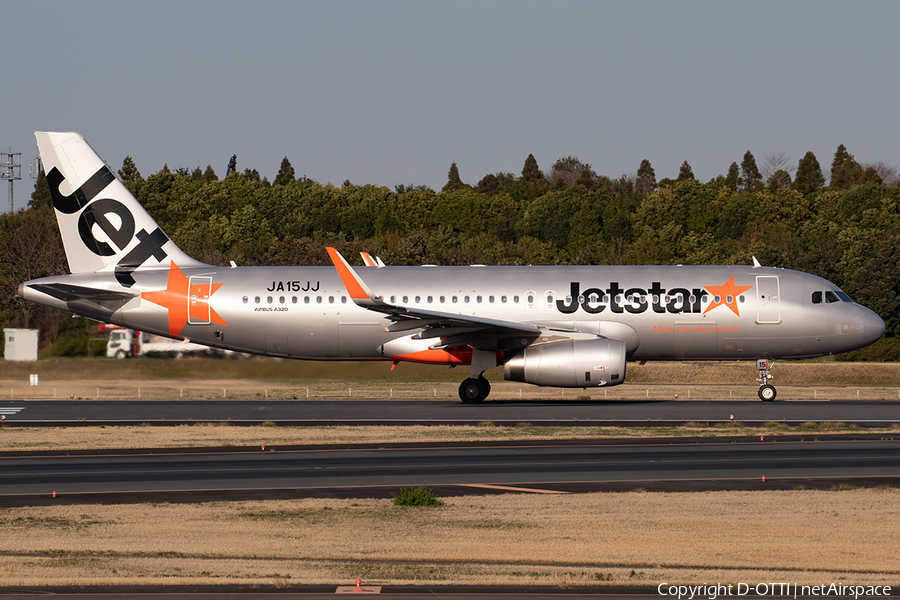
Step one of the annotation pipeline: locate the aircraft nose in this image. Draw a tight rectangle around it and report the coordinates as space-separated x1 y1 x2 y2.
861 307 885 345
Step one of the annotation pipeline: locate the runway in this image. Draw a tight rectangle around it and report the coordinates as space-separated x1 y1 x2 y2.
1 398 899 426
1 436 898 506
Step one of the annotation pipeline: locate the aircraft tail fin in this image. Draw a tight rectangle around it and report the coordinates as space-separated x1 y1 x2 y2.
35 131 205 286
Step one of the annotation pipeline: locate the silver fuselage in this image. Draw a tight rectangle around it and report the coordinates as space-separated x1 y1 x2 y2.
20 263 884 363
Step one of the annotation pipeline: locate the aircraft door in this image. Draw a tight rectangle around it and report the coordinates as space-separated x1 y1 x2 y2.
756 276 781 324
188 276 212 325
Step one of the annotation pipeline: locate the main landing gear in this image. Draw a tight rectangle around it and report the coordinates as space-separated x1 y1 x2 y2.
459 376 491 403
458 348 496 404
756 358 776 401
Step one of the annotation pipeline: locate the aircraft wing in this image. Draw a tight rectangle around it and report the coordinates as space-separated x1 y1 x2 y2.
327 248 541 349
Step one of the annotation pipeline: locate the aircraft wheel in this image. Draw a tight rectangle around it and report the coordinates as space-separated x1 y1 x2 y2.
758 384 777 402
459 378 487 403
477 376 491 399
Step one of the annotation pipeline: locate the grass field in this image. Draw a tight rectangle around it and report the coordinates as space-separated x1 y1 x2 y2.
0 489 897 587
1 358 897 588
2 357 900 400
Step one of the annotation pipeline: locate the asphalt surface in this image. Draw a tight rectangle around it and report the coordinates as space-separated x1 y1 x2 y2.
1 398 899 426
1 436 898 506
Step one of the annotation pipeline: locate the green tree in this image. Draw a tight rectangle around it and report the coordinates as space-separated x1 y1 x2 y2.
635 159 657 193
549 156 595 188
767 169 792 191
28 167 52 211
830 144 863 189
574 169 596 190
118 156 143 195
724 162 741 191
741 151 762 191
203 165 218 182
793 151 825 195
442 162 467 192
676 160 695 181
476 173 501 195
274 157 296 186
521 153 544 184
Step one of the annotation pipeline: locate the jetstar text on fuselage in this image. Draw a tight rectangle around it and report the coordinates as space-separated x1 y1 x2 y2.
555 281 751 315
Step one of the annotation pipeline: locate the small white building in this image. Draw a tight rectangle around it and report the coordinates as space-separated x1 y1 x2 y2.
4 328 38 361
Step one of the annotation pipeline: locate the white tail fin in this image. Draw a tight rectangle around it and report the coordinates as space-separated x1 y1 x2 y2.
35 131 206 287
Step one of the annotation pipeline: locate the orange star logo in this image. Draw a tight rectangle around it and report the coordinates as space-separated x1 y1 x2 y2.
141 262 228 338
703 276 754 317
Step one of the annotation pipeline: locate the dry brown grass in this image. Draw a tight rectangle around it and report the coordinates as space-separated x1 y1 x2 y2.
2 359 900 400
0 489 897 586
1 422 898 452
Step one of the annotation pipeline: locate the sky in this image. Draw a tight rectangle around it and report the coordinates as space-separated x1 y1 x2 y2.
1 1 898 211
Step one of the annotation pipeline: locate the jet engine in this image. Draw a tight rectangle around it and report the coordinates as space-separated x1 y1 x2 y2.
503 337 626 387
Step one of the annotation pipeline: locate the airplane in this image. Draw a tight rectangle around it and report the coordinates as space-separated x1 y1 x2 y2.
18 132 885 403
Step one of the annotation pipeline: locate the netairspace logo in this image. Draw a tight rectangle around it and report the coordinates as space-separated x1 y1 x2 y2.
657 583 893 600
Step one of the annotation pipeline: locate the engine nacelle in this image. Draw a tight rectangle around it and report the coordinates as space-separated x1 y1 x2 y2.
503 338 626 387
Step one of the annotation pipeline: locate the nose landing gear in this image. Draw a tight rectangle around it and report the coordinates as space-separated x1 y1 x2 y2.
756 358 776 401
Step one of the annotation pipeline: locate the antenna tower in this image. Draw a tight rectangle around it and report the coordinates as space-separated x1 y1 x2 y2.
0 149 22 213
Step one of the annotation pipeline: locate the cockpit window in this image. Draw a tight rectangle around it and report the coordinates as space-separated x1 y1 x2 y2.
836 291 852 303
811 291 822 304
825 291 840 303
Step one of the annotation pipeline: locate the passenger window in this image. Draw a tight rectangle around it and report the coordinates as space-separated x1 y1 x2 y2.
304 296 310 304
825 291 840 303
341 296 347 304
279 296 285 304
464 295 470 303
390 295 396 303
477 295 482 303
514 295 520 303
452 296 458 303
415 295 421 303
501 296 507 303
328 296 335 304
316 296 322 304
242 296 248 304
527 295 533 303
427 296 433 303
440 295 445 303
489 296 494 303
292 296 297 304
267 296 273 304
255 296 261 304
812 291 822 304
402 295 409 303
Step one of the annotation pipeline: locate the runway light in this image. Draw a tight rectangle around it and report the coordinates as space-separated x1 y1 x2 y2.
355 579 363 591
760 435 764 441
52 491 56 498
761 476 765 482
261 445 265 451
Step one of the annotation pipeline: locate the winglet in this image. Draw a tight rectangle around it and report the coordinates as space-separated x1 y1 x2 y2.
752 256 762 268
327 247 380 305
360 252 377 267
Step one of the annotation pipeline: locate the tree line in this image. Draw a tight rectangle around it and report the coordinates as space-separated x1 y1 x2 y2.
2 144 899 356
